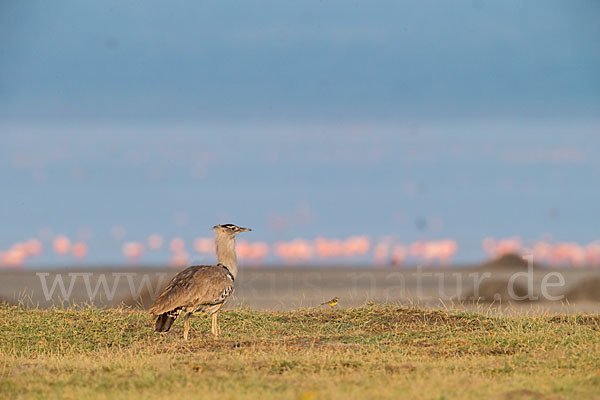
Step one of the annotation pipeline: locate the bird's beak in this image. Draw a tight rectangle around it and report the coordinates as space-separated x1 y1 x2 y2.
239 227 252 232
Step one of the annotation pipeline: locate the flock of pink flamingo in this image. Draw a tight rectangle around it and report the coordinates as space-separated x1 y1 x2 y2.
483 237 600 266
1 233 599 268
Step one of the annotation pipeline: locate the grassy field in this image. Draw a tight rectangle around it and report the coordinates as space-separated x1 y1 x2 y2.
0 303 599 399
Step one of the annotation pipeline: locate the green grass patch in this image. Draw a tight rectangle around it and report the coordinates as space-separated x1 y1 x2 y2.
0 303 599 399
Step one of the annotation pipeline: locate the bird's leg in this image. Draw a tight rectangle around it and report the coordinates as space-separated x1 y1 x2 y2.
211 312 219 338
183 312 192 341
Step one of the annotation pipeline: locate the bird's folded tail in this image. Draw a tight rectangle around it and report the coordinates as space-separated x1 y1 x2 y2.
155 313 176 332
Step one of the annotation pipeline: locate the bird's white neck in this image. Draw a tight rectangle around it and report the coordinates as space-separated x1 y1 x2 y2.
215 235 238 278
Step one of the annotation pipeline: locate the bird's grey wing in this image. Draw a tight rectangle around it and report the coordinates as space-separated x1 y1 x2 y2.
149 265 233 315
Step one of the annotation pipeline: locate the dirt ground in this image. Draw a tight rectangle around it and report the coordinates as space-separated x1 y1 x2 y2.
1 258 598 314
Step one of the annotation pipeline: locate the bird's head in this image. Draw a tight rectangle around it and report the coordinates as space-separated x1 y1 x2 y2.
213 224 252 238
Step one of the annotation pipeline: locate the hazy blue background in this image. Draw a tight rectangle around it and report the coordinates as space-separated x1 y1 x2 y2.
1 0 599 265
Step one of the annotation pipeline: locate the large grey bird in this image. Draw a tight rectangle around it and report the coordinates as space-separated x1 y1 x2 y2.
149 224 251 339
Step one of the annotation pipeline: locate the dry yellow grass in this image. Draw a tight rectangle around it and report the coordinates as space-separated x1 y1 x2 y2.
0 303 599 399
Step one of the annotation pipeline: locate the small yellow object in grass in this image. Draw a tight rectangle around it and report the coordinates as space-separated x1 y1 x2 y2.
298 391 318 400
321 297 339 308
